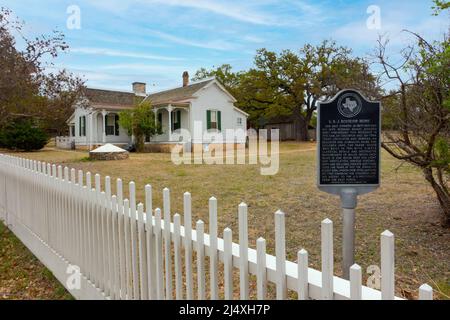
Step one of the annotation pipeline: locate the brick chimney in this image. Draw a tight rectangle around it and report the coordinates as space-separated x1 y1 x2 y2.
132 82 146 95
182 71 189 87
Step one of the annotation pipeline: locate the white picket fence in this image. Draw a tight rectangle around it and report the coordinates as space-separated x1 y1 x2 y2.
0 153 434 300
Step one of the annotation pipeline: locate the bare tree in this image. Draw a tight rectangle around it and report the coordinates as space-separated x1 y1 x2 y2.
375 32 450 225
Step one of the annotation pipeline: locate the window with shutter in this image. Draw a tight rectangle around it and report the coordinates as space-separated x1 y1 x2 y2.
207 110 211 130
79 116 86 136
105 114 116 136
207 110 220 130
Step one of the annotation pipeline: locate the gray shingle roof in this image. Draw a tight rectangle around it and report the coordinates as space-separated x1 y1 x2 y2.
84 79 216 109
144 79 214 105
85 88 140 108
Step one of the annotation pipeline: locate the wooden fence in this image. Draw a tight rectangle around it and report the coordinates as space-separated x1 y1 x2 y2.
0 153 434 300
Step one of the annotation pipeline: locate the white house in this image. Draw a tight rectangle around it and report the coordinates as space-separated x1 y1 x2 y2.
60 72 248 152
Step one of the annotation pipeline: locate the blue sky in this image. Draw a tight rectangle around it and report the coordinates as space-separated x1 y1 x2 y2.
2 0 448 92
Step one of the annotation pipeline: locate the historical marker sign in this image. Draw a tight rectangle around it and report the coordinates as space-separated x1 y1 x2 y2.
317 89 381 196
317 89 381 279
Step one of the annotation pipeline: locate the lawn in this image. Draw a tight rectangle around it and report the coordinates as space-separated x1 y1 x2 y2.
0 222 72 299
1 142 449 299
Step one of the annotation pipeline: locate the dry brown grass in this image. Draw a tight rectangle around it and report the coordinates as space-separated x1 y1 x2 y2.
3 141 449 299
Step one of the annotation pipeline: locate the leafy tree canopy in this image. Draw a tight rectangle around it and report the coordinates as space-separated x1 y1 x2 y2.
0 7 85 136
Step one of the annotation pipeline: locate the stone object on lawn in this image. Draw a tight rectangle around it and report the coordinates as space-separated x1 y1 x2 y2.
89 144 129 160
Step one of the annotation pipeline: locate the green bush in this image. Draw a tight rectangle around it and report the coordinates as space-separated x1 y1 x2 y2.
0 119 49 151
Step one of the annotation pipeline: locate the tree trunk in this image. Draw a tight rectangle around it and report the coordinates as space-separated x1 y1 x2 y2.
135 134 145 152
423 167 450 226
293 105 308 141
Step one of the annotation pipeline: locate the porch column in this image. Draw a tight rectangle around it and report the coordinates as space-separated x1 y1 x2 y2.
167 104 173 142
102 109 107 144
89 111 94 150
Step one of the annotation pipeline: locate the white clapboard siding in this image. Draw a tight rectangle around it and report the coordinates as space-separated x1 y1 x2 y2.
0 153 432 301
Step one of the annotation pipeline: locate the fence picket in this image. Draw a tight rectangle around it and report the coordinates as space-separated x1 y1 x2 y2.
196 220 205 300
123 199 132 299
116 178 126 299
350 264 362 300
145 184 156 299
321 218 333 300
129 182 140 300
256 237 267 300
381 230 395 300
275 210 287 300
419 284 433 300
154 208 164 300
297 249 308 300
238 202 249 300
111 195 119 299
223 228 233 300
101 192 108 294
163 188 173 300
105 177 113 297
183 192 194 300
209 197 219 300
174 213 182 300
137 203 148 300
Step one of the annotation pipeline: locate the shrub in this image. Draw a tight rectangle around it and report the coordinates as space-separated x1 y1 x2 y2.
0 119 49 151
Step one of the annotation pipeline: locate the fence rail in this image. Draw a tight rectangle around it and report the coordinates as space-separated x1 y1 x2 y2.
0 153 433 300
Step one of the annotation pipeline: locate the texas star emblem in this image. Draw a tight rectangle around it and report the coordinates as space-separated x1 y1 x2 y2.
337 93 362 118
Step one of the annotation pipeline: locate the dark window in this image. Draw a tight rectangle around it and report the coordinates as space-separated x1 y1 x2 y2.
171 110 181 131
157 112 162 129
105 114 119 136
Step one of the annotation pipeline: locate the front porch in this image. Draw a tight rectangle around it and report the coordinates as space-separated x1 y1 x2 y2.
147 103 190 143
58 104 192 151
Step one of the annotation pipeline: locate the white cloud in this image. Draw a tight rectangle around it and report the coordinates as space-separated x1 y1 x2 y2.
147 30 237 51
100 63 196 74
139 0 278 25
69 47 184 61
241 35 266 44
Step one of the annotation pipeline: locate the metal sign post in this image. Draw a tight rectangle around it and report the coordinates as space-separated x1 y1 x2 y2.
317 89 381 279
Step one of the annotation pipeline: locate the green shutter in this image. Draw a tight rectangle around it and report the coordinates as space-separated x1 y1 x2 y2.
79 117 81 136
207 110 211 130
218 111 221 131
